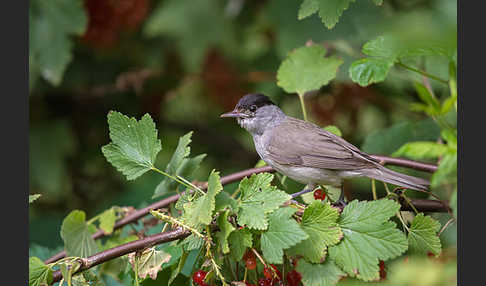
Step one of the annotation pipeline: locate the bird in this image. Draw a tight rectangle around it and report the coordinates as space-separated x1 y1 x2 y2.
220 93 429 203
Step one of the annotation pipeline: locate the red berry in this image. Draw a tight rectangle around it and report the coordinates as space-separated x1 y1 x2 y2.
258 277 273 286
246 257 257 270
313 189 326 200
286 270 302 286
263 267 272 279
427 251 436 258
192 270 207 285
245 282 256 286
243 250 257 270
379 260 385 270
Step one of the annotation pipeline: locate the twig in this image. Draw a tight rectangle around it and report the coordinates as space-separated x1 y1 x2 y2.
51 228 191 283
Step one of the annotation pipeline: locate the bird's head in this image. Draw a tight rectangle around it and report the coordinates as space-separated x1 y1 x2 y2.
220 93 283 135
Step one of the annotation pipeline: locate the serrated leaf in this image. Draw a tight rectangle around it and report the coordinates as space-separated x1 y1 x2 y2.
228 228 253 261
102 112 161 180
298 0 319 20
29 194 41 204
297 0 356 29
29 0 87 87
217 210 236 254
349 57 395 86
60 210 98 258
288 202 342 263
214 191 238 212
408 213 442 255
236 173 291 230
99 208 117 234
277 45 343 95
392 142 448 160
181 233 204 252
183 170 223 227
260 207 308 264
128 248 171 280
329 199 408 281
153 132 206 198
29 256 53 286
296 259 344 286
317 0 355 29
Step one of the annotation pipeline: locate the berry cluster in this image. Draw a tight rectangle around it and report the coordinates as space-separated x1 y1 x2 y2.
313 188 326 200
242 250 302 286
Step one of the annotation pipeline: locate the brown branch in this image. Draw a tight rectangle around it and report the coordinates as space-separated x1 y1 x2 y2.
51 227 191 283
370 155 437 173
44 156 435 264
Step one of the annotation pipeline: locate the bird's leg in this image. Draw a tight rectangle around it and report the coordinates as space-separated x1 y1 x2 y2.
290 183 316 199
334 185 347 208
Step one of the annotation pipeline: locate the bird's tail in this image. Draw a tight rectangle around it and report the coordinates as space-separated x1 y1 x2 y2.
363 165 429 191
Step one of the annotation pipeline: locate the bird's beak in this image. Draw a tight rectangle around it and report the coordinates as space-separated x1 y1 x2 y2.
220 110 248 118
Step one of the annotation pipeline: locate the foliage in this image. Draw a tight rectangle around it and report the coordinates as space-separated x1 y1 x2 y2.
29 0 457 285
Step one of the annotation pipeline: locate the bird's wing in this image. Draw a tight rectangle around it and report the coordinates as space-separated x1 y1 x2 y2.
266 117 379 170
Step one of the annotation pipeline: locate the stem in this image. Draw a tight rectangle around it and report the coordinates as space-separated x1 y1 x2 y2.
396 211 410 232
298 93 308 121
371 179 377 200
397 62 448 84
151 166 204 195
400 192 420 214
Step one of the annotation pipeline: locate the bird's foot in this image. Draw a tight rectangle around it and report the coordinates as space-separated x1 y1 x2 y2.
290 183 316 199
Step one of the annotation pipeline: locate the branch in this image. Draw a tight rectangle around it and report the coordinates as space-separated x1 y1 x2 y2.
44 156 435 264
51 227 191 283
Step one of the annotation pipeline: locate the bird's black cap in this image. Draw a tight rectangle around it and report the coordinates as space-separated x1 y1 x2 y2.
235 93 275 110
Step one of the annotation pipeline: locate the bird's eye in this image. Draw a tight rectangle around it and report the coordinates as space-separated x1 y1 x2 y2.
249 105 257 112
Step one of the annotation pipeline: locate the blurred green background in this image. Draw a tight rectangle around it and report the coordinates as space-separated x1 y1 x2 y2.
29 0 456 282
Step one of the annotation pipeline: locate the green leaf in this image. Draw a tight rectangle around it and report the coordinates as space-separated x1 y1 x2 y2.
217 210 236 254
296 259 345 286
228 228 253 261
323 125 342 137
298 0 319 20
128 248 172 280
214 191 238 212
277 45 343 95
29 0 87 87
99 208 117 234
349 57 394 86
183 170 223 227
430 152 457 188
328 199 408 281
371 0 383 5
29 194 41 204
29 256 53 286
414 82 441 113
288 202 342 263
153 131 206 198
392 142 448 160
236 173 291 230
102 112 161 181
60 210 99 258
181 233 204 251
441 129 457 149
361 35 397 58
296 0 356 29
260 207 308 264
168 251 188 285
408 213 442 256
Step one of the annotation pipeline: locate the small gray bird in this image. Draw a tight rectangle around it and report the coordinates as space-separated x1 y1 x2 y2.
221 93 429 201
